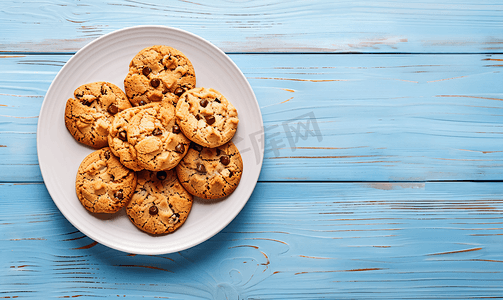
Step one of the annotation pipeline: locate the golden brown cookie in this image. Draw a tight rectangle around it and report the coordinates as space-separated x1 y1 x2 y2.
126 102 190 171
107 106 144 171
124 45 196 107
175 87 239 148
176 141 243 199
126 169 193 235
75 147 137 213
65 81 132 149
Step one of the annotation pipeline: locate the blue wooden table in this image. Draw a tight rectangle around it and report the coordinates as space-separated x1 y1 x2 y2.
2 1 503 299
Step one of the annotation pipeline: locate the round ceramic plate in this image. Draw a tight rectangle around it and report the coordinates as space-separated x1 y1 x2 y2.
37 26 264 255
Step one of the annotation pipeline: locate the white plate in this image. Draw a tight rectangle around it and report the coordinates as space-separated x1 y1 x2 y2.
37 26 264 255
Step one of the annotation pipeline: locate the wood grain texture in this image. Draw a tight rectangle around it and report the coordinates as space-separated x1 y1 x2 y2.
2 1 503 298
1 54 502 182
1 0 503 53
2 182 503 299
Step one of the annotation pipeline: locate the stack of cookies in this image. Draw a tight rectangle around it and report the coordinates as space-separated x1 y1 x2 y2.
64 45 243 235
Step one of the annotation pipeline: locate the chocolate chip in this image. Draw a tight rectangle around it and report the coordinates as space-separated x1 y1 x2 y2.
172 125 180 134
190 142 203 152
114 191 124 200
215 98 221 103
228 170 233 177
118 130 127 141
148 91 162 102
142 66 151 76
195 115 201 121
200 99 208 107
156 171 167 180
82 100 92 106
170 213 180 223
152 128 162 136
205 115 215 125
215 148 221 156
174 87 185 96
220 155 230 165
107 104 119 115
149 205 158 215
150 78 160 88
175 143 185 154
196 163 206 174
139 100 146 106
104 150 111 160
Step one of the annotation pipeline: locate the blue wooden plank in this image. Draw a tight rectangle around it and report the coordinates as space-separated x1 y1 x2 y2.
0 1 502 54
244 54 503 181
1 54 503 182
2 182 503 298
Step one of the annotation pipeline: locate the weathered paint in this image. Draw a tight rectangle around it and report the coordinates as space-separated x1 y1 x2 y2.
1 1 503 53
2 182 503 298
2 54 503 182
2 1 503 298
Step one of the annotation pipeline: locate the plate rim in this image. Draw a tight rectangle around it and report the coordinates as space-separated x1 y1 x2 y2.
37 25 264 255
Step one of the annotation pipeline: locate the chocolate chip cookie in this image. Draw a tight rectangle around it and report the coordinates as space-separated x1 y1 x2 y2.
107 106 144 171
176 141 243 199
65 81 132 149
76 147 137 213
175 87 239 148
126 102 190 171
124 45 196 107
126 169 193 235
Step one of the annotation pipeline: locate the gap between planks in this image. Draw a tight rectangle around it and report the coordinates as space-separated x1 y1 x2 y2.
1 52 503 56
2 180 503 185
